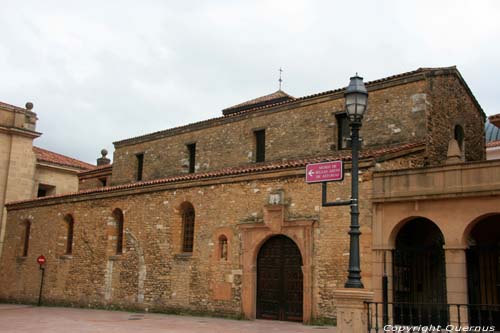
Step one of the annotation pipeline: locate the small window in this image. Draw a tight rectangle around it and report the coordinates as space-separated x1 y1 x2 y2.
37 184 55 197
187 143 196 174
136 153 144 181
99 177 107 187
22 221 31 257
181 203 195 253
454 125 464 151
64 215 74 255
219 235 228 261
254 129 266 163
113 209 124 255
336 113 350 150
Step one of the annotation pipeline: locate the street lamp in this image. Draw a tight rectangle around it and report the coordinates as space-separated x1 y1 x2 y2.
344 74 368 288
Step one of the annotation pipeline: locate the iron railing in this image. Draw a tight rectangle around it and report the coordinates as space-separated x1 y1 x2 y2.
366 302 500 332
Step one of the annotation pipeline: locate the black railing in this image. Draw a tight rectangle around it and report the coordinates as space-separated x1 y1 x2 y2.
366 302 500 332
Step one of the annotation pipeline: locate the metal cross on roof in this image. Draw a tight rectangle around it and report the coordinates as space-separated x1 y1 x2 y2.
278 67 283 91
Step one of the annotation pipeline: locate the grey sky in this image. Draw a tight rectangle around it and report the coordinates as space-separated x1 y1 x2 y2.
1 0 499 164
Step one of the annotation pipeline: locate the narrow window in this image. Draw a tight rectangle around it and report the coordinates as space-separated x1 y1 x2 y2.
336 113 350 150
114 209 124 255
181 203 195 253
64 215 74 255
254 129 266 163
22 221 30 257
99 177 107 187
136 153 144 181
219 235 228 261
454 125 465 151
187 143 196 174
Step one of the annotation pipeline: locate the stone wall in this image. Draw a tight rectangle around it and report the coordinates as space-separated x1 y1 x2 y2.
35 166 79 196
426 70 485 165
110 79 430 186
0 151 422 320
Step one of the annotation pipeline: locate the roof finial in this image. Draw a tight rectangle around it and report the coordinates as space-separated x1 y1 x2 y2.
278 67 283 91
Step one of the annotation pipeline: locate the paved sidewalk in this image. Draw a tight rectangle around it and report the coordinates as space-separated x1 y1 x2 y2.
0 304 337 333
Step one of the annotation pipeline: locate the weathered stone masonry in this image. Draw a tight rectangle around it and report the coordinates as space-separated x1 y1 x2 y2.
0 67 486 323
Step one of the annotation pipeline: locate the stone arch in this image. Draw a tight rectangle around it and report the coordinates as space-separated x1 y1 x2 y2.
392 217 448 325
252 232 305 268
179 201 195 253
461 212 500 247
387 215 445 248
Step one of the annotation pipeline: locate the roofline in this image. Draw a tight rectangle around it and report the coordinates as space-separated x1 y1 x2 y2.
113 66 481 148
6 142 424 210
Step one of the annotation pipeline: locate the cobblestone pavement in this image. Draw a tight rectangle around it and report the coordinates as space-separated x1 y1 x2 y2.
0 304 337 333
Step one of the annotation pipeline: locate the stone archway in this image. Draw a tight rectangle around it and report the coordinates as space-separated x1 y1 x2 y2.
256 235 303 322
238 204 315 323
392 218 447 326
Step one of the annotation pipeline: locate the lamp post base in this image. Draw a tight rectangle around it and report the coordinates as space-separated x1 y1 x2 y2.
334 288 373 333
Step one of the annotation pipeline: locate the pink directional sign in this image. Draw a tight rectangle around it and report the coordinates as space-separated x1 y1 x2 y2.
306 161 343 183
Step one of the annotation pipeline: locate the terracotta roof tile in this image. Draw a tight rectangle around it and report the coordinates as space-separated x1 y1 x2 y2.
10 142 424 206
222 90 294 115
33 146 96 171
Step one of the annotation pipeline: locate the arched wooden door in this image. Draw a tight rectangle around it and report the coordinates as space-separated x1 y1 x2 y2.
256 235 303 322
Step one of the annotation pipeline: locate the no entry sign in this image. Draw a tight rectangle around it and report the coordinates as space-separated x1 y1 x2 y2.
306 161 343 183
37 255 46 265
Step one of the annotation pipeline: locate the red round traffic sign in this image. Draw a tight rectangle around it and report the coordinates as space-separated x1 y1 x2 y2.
37 255 46 265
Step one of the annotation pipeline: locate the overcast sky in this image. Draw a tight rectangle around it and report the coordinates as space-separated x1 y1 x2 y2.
1 0 499 164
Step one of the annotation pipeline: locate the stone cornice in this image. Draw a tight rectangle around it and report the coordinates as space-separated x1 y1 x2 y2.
0 125 41 139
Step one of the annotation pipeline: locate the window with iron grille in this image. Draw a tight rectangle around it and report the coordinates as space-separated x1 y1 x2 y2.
182 203 195 253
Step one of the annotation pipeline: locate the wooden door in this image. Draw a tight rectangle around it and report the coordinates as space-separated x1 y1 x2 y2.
257 235 303 321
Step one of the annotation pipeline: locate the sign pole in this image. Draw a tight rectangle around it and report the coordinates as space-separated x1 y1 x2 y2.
36 255 46 306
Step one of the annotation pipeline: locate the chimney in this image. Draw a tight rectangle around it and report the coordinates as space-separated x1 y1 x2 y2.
97 149 111 166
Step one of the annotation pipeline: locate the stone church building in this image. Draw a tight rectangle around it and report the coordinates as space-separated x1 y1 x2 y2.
0 66 499 330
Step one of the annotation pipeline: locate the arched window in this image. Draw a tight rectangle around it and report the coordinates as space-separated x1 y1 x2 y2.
219 235 228 260
64 214 74 255
21 221 31 257
454 124 465 151
113 209 124 254
181 202 195 253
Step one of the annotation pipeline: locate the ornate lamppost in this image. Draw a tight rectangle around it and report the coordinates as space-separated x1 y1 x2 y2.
343 74 368 288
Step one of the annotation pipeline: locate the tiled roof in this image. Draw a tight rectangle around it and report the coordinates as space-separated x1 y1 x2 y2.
115 66 480 147
78 163 112 176
222 90 294 115
9 141 424 206
34 147 96 171
486 140 500 148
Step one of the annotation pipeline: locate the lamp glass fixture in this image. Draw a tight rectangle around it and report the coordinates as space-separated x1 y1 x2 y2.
345 75 368 121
